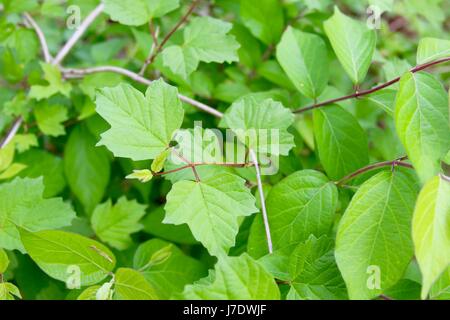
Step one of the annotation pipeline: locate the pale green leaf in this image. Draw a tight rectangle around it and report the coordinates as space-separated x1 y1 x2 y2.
114 268 158 300
412 175 450 298
103 0 179 26
276 27 329 99
29 63 71 100
162 17 239 79
164 172 258 256
91 197 147 250
96 80 184 160
0 163 27 180
417 37 450 65
183 254 280 299
0 282 21 300
394 72 450 183
0 248 9 273
324 6 376 84
126 169 153 183
336 171 418 299
0 177 75 252
222 97 295 156
20 229 116 286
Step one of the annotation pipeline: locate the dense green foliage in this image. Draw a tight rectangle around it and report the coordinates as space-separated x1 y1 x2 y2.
0 0 449 300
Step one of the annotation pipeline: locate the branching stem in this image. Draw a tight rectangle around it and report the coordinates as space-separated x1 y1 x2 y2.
293 57 450 114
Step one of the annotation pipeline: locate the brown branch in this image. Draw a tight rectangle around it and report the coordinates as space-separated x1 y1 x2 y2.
146 0 200 66
293 57 450 114
335 157 413 186
153 162 254 177
139 22 160 76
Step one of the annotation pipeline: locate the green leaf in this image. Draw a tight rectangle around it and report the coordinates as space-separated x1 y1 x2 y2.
394 72 450 183
0 177 75 252
164 172 258 256
151 149 170 173
91 197 147 250
363 89 397 116
114 268 159 300
142 207 197 245
103 0 179 26
335 170 418 299
289 236 347 300
313 105 369 180
17 149 66 197
0 282 21 300
133 239 206 299
222 97 295 156
126 169 153 183
324 6 376 84
96 80 184 161
412 175 450 299
0 248 9 273
20 229 116 286
265 170 338 250
240 0 284 45
64 125 110 213
162 17 240 79
183 254 280 299
34 103 68 137
276 27 329 99
430 267 450 300
0 163 26 181
77 285 102 300
416 37 450 64
29 63 71 100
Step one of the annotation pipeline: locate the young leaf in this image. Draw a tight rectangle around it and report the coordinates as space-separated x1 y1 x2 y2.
394 72 450 183
126 169 153 183
240 0 284 45
20 229 116 286
0 282 21 300
151 149 170 173
324 6 376 84
133 239 206 299
183 254 280 299
416 37 450 64
91 197 147 250
335 171 419 299
313 105 369 180
289 236 347 300
64 125 111 213
0 248 9 273
0 177 75 252
265 170 338 250
103 0 179 26
222 97 295 156
412 175 450 299
164 172 258 256
95 80 184 161
276 27 329 99
114 268 159 300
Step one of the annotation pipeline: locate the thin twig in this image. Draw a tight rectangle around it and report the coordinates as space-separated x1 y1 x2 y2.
172 149 201 182
52 3 105 65
23 13 52 63
139 24 160 75
146 0 200 66
153 162 255 176
293 56 450 114
0 117 23 149
249 149 273 254
335 157 413 186
62 66 224 118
